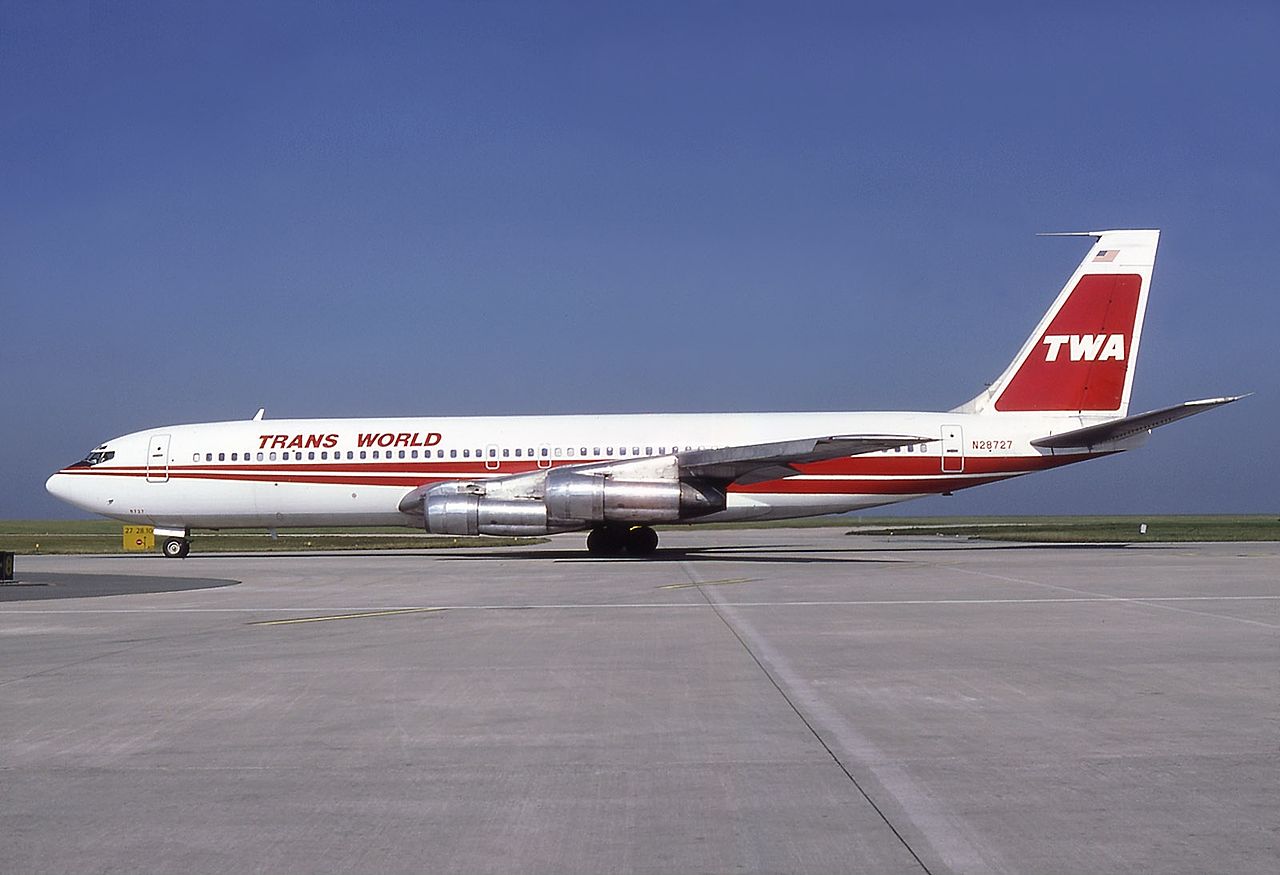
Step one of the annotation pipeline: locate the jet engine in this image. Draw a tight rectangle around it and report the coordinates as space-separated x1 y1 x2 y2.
404 456 725 537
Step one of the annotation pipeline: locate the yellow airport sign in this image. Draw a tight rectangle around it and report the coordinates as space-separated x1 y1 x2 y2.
123 526 155 551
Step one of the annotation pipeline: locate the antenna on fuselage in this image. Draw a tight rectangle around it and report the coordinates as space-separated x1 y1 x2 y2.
252 408 266 421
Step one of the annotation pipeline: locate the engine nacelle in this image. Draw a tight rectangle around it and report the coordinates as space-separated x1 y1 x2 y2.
406 455 726 536
544 467 723 525
424 492 548 537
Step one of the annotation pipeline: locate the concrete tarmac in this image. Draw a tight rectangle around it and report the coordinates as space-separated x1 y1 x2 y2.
2 529 1276 874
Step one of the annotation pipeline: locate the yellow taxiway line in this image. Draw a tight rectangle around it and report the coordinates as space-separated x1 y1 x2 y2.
658 577 758 591
251 607 447 626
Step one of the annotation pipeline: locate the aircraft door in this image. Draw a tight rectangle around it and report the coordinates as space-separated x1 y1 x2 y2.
940 425 964 473
146 434 171 483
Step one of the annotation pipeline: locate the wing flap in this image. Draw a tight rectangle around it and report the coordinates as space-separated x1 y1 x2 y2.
679 434 934 484
1031 395 1245 449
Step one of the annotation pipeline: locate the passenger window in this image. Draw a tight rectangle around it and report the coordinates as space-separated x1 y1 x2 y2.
514 448 522 457
308 451 316 460
450 449 457 458
645 447 652 455
633 447 640 456
269 452 277 461
607 447 614 456
502 448 509 458
554 448 562 457
347 451 354 460
320 451 327 460
907 444 914 453
411 450 418 459
436 449 444 458
372 451 379 459
206 453 213 462
531 448 537 457
257 452 264 461
463 449 470 458
193 453 200 462
359 450 367 459
619 447 627 456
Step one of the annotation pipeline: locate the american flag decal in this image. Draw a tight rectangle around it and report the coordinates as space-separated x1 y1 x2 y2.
1093 249 1119 262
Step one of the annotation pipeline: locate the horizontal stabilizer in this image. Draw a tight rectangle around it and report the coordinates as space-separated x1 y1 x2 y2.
1031 396 1246 449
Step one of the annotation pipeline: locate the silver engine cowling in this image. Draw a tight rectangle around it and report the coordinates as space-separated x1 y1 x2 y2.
543 468 720 524
424 492 550 537
405 455 726 536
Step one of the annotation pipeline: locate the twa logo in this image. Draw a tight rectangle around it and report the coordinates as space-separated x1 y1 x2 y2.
1041 334 1126 362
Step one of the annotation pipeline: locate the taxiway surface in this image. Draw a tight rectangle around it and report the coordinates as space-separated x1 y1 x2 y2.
2 529 1276 874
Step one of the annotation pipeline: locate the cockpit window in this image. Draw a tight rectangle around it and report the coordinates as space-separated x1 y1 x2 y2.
80 450 115 466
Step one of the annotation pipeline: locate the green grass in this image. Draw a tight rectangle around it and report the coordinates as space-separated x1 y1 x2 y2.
0 520 543 555
846 515 1280 542
2 515 1275 554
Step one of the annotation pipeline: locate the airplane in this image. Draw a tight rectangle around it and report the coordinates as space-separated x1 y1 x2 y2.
46 229 1242 559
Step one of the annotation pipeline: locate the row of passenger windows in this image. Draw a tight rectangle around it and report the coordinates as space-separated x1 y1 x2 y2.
893 444 931 453
192 446 706 463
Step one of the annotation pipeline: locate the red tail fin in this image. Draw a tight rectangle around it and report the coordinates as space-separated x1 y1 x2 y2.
959 230 1159 417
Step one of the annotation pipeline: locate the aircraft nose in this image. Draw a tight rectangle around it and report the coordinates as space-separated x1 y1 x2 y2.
46 472 72 501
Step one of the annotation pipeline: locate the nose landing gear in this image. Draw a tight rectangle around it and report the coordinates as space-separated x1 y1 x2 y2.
161 537 190 559
586 525 659 557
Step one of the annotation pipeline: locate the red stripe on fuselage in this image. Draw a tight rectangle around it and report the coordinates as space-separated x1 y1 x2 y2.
58 452 1103 496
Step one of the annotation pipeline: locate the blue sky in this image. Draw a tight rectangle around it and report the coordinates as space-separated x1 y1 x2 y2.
2 1 1275 519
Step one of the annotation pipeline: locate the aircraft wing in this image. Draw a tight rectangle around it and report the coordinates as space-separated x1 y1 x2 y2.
1031 396 1245 450
398 433 935 514
678 435 935 485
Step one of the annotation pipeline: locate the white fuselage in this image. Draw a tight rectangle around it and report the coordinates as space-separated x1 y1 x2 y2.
45 410 1109 531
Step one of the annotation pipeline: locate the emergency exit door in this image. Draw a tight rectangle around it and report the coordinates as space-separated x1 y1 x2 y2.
146 434 171 483
940 425 964 473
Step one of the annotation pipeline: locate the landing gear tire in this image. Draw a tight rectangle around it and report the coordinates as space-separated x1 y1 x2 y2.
586 526 626 556
586 526 659 557
624 525 659 556
162 537 190 559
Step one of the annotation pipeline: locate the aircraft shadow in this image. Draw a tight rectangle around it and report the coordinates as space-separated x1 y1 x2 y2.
428 539 1139 564
1 572 240 602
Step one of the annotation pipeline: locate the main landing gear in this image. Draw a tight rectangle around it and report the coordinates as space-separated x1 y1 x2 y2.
586 525 659 557
161 537 190 559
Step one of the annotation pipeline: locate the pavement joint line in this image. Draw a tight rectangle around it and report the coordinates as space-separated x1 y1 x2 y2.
249 607 447 626
4 595 1280 615
680 561 939 874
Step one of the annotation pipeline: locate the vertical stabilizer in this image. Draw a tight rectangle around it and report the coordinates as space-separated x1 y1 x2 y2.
957 229 1159 417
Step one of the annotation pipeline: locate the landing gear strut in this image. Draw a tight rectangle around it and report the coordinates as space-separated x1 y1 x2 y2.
161 537 190 559
586 525 659 557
